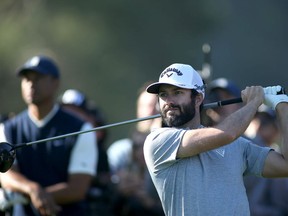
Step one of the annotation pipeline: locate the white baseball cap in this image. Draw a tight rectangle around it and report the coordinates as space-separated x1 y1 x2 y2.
146 63 205 97
61 89 87 108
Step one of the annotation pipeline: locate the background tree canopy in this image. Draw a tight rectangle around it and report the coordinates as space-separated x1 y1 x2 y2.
0 0 288 146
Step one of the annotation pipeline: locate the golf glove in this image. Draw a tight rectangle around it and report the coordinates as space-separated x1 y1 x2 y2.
264 86 288 110
263 85 283 95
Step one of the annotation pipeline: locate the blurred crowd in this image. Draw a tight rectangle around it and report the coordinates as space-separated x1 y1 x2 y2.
0 55 287 216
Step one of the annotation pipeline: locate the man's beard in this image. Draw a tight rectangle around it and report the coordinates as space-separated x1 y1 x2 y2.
161 99 196 127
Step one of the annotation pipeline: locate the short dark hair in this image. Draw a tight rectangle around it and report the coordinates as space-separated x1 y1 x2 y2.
191 89 203 112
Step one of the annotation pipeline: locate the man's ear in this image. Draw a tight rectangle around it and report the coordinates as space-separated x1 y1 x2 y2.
195 94 204 107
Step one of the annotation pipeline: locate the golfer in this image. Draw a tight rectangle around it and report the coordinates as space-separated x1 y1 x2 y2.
144 63 288 216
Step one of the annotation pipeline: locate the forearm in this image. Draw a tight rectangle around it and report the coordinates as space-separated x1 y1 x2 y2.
46 182 78 204
180 101 260 157
276 103 288 159
45 174 92 204
262 102 288 177
0 167 40 195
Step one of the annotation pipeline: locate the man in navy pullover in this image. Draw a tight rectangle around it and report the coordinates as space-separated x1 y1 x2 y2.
0 55 97 216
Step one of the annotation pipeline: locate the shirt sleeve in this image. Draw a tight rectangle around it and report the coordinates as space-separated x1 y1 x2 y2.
144 128 186 174
242 137 272 177
68 122 98 176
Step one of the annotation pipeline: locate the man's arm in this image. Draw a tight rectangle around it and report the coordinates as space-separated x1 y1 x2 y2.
0 166 91 202
178 86 264 158
0 166 61 215
262 102 288 177
45 174 93 204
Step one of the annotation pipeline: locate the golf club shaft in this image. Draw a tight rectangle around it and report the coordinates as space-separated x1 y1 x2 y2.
12 114 162 150
203 97 243 109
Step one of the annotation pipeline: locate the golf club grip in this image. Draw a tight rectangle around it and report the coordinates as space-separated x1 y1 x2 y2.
219 98 243 107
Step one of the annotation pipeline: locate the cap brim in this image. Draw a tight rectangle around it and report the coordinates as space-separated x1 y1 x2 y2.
17 66 43 76
16 66 59 78
146 82 194 94
146 82 162 94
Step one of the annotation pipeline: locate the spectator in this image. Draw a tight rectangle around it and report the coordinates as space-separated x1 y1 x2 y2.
112 130 164 216
201 77 242 126
107 81 164 216
107 81 160 174
0 55 98 216
60 89 113 216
